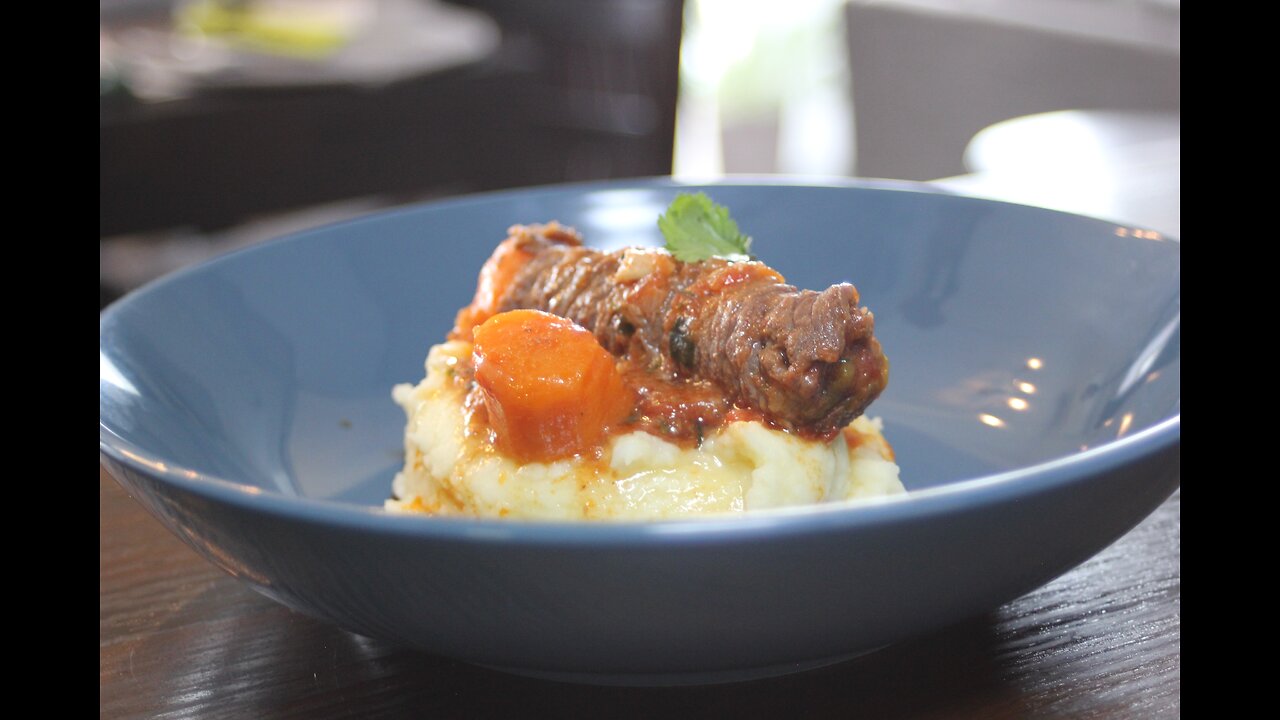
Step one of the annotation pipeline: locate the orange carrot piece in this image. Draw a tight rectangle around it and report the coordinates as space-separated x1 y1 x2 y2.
472 309 633 462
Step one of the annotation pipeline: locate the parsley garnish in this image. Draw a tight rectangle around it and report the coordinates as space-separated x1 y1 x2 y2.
658 192 753 262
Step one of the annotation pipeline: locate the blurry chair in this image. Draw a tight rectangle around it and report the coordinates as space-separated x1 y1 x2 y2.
100 0 685 237
843 0 1179 181
454 0 685 190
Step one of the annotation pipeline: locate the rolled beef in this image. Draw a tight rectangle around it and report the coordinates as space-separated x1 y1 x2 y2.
456 223 889 438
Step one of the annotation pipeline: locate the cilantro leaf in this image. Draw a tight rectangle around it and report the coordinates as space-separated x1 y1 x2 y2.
658 192 753 262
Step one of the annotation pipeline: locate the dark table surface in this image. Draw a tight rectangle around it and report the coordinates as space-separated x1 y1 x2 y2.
100 466 1179 718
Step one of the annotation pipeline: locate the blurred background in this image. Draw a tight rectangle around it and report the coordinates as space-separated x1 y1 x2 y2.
100 0 1179 307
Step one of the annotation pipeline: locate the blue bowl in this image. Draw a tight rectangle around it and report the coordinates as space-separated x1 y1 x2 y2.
100 178 1180 685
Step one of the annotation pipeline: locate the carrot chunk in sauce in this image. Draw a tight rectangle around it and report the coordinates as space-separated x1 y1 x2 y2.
472 309 633 462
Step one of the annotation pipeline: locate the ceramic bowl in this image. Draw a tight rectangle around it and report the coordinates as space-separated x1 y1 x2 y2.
100 179 1180 685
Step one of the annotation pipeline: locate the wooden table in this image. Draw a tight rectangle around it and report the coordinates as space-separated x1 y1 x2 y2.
100 466 1179 718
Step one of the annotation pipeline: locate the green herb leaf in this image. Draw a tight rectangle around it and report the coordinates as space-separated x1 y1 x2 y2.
658 192 753 262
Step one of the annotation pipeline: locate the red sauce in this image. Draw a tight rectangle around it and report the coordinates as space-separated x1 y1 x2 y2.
687 262 785 297
614 362 733 447
451 350 786 452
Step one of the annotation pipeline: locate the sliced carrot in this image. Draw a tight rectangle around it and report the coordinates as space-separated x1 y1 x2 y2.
472 309 633 462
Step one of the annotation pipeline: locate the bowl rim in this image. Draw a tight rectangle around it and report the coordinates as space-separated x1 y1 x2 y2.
100 176 1181 544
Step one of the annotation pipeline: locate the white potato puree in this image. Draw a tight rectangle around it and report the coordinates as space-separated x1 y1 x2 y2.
388 341 904 520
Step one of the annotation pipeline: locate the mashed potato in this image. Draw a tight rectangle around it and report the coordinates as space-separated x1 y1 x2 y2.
387 341 904 520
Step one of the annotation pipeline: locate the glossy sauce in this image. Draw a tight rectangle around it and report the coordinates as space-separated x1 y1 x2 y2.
452 348 801 455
